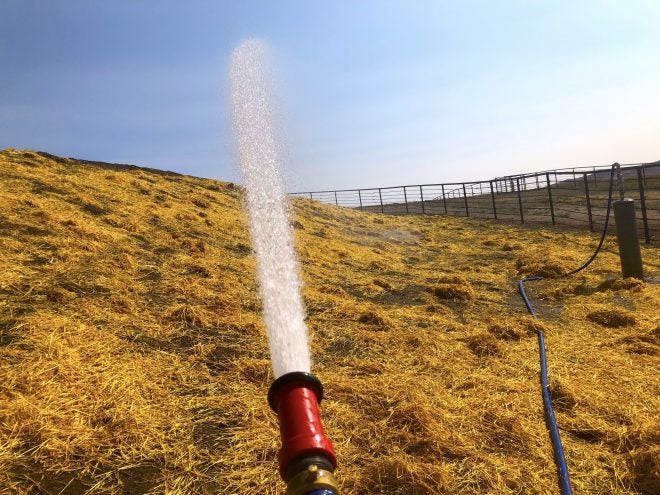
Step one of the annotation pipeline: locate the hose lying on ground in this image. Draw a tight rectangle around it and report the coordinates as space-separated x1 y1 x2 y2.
517 163 617 495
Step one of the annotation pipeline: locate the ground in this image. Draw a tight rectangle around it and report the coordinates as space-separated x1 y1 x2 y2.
0 149 658 494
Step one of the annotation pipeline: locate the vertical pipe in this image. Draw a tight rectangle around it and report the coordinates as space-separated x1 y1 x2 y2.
334 191 338 206
403 186 409 214
536 174 540 189
636 168 651 244
378 188 384 214
583 173 594 232
516 178 524 223
358 190 363 211
593 166 597 185
419 185 425 214
462 183 469 217
546 173 555 225
613 199 645 278
490 181 497 219
441 184 447 214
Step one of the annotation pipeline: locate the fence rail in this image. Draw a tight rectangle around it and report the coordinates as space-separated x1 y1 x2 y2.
291 162 660 244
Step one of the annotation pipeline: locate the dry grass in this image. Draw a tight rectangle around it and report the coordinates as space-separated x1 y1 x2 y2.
1 148 659 494
586 307 637 328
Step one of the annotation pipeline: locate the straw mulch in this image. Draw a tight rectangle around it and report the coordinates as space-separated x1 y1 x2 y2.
1 149 658 494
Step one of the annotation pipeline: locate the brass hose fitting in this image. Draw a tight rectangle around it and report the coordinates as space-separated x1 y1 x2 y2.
285 463 339 495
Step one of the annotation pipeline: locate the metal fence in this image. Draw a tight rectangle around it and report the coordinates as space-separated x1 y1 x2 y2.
291 162 660 244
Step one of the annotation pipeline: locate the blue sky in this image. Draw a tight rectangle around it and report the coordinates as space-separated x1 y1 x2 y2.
1 1 659 191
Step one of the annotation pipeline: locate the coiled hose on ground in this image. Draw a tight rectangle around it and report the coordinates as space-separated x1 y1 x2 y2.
518 164 617 495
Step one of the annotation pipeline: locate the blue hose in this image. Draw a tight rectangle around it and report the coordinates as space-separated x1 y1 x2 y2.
518 276 543 317
516 163 618 495
306 491 336 495
519 277 572 495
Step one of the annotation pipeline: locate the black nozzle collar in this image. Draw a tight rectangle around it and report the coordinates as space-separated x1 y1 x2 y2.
267 371 324 411
285 453 334 482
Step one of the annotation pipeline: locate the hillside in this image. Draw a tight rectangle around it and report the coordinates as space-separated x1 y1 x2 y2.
0 148 658 494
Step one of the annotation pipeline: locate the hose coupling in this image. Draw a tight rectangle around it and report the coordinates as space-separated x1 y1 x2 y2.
286 461 339 495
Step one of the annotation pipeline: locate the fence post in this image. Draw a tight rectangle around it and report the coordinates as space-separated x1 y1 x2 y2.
334 191 338 206
516 178 524 223
441 185 447 214
309 192 313 200
358 190 363 211
546 173 556 225
535 174 539 189
637 168 651 244
642 166 647 188
403 186 409 214
593 166 597 185
489 181 497 219
583 173 594 232
378 188 384 214
462 183 469 217
419 185 425 214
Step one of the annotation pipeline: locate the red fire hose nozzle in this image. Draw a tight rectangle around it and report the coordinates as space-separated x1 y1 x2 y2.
268 372 339 494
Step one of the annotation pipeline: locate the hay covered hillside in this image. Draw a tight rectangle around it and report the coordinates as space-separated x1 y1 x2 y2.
0 149 658 495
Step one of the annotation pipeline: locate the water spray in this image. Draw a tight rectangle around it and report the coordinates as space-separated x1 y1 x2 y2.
230 39 339 494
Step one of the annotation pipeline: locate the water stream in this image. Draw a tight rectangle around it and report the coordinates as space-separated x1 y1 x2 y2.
230 39 311 378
